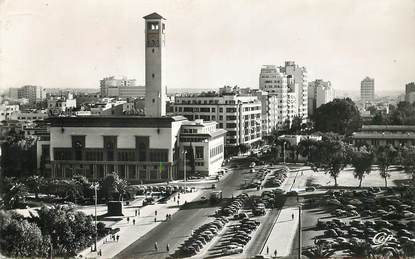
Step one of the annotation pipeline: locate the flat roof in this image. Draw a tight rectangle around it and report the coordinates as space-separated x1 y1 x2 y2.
48 116 188 128
362 125 415 131
353 133 415 140
180 129 227 139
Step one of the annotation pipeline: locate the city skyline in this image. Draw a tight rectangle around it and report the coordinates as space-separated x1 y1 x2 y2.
1 0 414 92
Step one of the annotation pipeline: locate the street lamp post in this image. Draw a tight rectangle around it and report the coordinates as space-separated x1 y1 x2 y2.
183 150 187 192
283 141 286 164
91 182 99 252
298 204 302 259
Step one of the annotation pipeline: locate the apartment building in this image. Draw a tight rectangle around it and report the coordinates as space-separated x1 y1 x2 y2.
0 104 19 121
308 79 335 115
280 61 308 121
361 77 375 103
100 76 145 99
18 85 45 103
173 91 262 147
259 65 288 128
47 94 77 116
405 82 415 104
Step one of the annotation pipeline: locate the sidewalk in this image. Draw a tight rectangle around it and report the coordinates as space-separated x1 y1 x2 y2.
260 206 299 257
80 191 201 258
258 166 302 258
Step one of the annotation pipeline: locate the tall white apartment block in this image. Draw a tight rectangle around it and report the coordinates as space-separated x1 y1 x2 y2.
259 65 288 129
308 79 335 115
144 13 167 117
280 61 308 122
361 77 375 103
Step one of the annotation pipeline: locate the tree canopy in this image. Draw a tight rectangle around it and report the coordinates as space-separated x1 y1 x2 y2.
307 138 348 186
313 98 362 135
375 145 397 187
350 148 374 187
1 135 37 178
368 101 415 125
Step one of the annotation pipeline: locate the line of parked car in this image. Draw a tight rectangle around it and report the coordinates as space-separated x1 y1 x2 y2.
305 187 415 257
134 185 196 195
325 188 415 220
221 219 261 256
311 217 415 256
217 193 249 217
176 216 229 257
263 167 288 188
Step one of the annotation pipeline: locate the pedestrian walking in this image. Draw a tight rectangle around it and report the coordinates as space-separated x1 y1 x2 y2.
135 210 137 216
116 235 119 242
274 249 277 257
99 249 102 256
138 209 140 216
166 243 170 252
127 217 130 223
133 219 136 225
291 213 294 220
154 217 157 222
154 242 158 251
174 196 176 202
177 200 180 206
267 246 269 254
155 210 158 216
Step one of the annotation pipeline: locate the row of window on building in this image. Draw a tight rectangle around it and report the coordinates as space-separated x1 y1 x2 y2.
54 149 168 162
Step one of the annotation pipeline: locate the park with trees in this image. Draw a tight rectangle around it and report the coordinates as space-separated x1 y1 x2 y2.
0 172 130 257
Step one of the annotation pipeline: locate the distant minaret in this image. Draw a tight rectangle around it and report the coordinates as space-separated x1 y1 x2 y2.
143 12 167 117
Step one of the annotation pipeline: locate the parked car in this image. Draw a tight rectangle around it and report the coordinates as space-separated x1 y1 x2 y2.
223 245 243 255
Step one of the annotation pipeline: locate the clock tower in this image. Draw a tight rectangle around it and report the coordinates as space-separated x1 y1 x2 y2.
143 12 166 117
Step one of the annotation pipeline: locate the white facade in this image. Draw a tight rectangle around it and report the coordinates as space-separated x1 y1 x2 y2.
254 90 278 136
280 61 308 122
144 13 167 117
361 77 375 102
47 96 77 115
0 104 19 121
259 65 289 128
48 116 225 181
308 79 335 115
8 111 48 121
173 93 262 146
100 76 145 99
179 120 226 176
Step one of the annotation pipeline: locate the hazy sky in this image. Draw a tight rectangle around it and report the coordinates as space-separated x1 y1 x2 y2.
0 0 414 93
